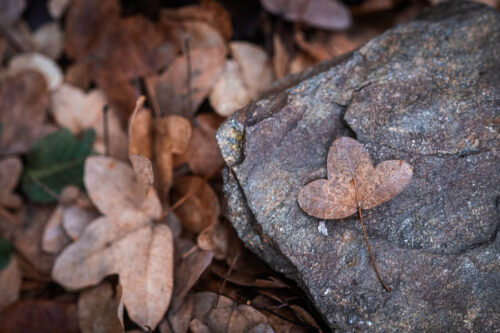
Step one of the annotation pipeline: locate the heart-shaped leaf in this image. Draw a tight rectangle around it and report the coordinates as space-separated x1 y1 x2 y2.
298 136 413 219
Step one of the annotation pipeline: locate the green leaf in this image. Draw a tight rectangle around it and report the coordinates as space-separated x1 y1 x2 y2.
21 128 96 203
0 236 12 270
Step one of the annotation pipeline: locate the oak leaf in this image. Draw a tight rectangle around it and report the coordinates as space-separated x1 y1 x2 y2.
298 137 412 291
52 156 174 329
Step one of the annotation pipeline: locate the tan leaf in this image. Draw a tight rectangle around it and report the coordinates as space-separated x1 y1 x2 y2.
8 52 63 90
154 115 192 195
0 71 53 155
197 221 231 260
298 136 413 219
42 205 71 254
77 282 124 333
175 113 224 178
130 154 155 193
53 156 173 329
209 59 251 117
62 205 98 241
289 52 315 74
128 96 152 159
172 176 220 233
51 83 128 160
228 304 269 333
192 292 234 332
0 256 21 311
230 42 275 100
272 34 290 79
149 46 226 117
33 22 64 60
0 157 22 209
48 0 72 19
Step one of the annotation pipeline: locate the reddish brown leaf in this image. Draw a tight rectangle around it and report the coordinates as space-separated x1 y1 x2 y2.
298 136 413 219
0 299 79 333
0 256 21 311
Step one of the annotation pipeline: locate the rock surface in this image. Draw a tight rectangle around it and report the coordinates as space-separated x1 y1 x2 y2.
216 2 500 332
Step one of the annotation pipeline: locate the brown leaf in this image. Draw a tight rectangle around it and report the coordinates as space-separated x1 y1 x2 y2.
51 83 128 160
128 96 153 159
228 304 269 333
192 292 235 332
149 46 226 117
0 71 53 155
175 113 224 178
0 256 21 311
260 0 351 30
172 176 220 233
33 22 64 60
272 34 290 79
161 0 233 40
166 293 193 333
8 52 63 90
0 157 22 209
154 115 192 195
298 137 413 219
197 221 231 260
77 282 124 333
0 0 25 26
52 156 173 329
0 299 79 333
230 42 275 101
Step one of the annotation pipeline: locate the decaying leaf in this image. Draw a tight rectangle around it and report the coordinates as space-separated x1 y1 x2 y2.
298 137 413 219
21 128 95 203
298 136 413 291
77 281 124 333
0 255 21 311
175 113 224 178
172 176 220 233
227 304 270 333
52 156 174 329
0 157 22 210
272 34 290 79
0 71 53 155
260 0 351 30
0 299 79 333
230 42 275 101
51 83 128 160
8 52 63 90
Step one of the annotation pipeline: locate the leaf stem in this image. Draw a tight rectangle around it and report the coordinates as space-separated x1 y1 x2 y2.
358 206 391 292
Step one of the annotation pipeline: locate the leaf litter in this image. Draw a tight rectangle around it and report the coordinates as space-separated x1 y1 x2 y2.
0 0 440 330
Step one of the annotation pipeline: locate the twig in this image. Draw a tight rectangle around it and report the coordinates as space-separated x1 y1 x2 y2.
102 105 110 157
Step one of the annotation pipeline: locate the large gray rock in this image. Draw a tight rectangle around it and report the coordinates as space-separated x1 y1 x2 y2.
216 1 500 332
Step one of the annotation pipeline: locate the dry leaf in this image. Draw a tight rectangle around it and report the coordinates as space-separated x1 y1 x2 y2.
130 154 155 193
289 52 316 74
298 136 412 291
0 256 21 311
0 299 79 333
272 34 290 79
77 282 124 333
192 292 234 332
0 71 53 155
8 52 63 90
298 137 413 219
150 46 226 117
189 318 211 333
209 60 251 117
64 63 90 90
165 293 193 333
33 22 64 60
260 0 351 30
48 0 73 19
62 205 98 240
172 176 220 233
175 113 224 178
51 83 128 160
0 0 25 26
42 205 71 254
52 156 174 329
197 221 231 260
230 42 275 100
128 97 153 159
160 0 233 40
154 115 192 196
228 304 269 333
0 157 22 210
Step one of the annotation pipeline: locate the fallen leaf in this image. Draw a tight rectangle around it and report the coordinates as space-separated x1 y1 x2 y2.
260 0 351 30
21 128 95 203
52 156 173 329
51 83 128 160
289 52 316 74
77 281 124 333
294 30 331 62
160 0 233 40
128 96 153 160
228 304 269 333
298 136 413 219
0 157 22 210
48 0 73 19
130 154 155 193
33 22 64 60
172 176 220 233
42 205 70 254
272 34 290 79
0 236 13 270
165 293 193 333
0 71 53 155
0 255 21 311
192 292 234 332
298 136 412 291
197 221 231 260
189 318 211 333
230 42 275 100
154 115 192 196
209 60 251 117
8 52 63 90
149 45 226 117
0 299 79 333
64 63 90 90
62 205 98 240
